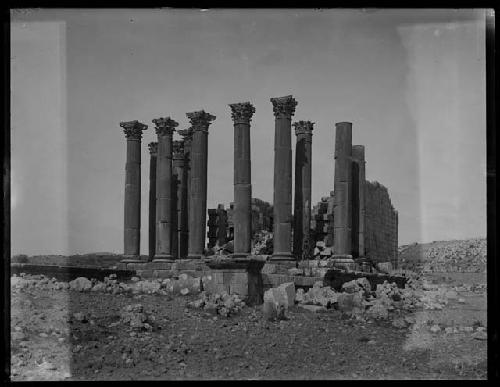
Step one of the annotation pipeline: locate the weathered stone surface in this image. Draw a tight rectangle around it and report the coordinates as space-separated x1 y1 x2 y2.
336 292 363 313
69 277 92 292
261 263 277 275
263 282 295 309
299 304 326 313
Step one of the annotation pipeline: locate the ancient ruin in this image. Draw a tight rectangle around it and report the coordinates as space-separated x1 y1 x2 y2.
118 95 399 291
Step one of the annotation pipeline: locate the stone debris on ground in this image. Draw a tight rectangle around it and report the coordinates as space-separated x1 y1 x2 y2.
120 304 155 331
11 273 202 297
186 291 246 317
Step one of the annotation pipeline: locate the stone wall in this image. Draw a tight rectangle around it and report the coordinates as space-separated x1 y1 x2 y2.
364 181 398 267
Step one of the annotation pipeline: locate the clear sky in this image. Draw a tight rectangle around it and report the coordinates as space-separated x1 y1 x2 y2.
10 9 487 256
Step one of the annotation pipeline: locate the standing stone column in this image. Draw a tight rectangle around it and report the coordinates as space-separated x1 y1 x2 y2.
352 145 366 258
172 140 186 259
187 110 216 259
120 120 148 259
148 142 158 260
229 102 256 257
293 121 314 260
333 122 353 256
153 117 178 261
178 128 193 258
270 95 297 261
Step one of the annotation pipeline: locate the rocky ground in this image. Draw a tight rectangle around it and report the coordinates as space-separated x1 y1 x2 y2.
10 266 487 380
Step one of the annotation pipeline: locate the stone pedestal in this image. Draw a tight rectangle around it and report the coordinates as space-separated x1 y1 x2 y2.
331 254 356 271
229 102 256 258
293 121 314 261
153 117 178 262
148 142 158 261
351 145 366 258
186 111 216 259
178 128 193 258
120 120 148 260
333 122 353 255
172 140 187 259
270 95 297 261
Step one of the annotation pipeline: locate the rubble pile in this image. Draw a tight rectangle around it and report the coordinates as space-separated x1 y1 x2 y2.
186 291 246 317
399 238 486 273
251 230 273 255
11 273 202 297
119 304 155 331
296 281 338 307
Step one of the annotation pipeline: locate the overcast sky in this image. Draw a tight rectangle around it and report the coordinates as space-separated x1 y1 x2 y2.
10 9 486 256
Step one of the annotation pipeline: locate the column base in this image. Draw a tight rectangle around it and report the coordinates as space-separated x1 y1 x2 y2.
152 255 174 263
331 254 355 271
231 253 250 259
270 252 295 262
187 254 203 260
121 256 144 263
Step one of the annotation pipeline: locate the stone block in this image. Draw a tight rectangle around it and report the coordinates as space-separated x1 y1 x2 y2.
136 270 153 278
150 262 173 270
127 263 148 270
261 263 277 274
264 282 295 309
299 304 326 313
152 270 174 279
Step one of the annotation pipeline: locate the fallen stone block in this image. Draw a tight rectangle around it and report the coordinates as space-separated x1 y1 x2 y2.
69 277 92 292
299 304 326 313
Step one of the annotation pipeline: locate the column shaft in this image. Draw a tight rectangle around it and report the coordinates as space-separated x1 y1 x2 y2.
333 122 353 255
187 111 215 259
148 142 158 260
120 120 147 258
230 102 255 257
293 121 313 260
172 141 186 259
270 95 297 261
153 117 178 261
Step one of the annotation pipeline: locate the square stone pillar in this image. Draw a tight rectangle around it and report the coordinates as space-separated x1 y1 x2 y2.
333 122 353 256
120 120 147 260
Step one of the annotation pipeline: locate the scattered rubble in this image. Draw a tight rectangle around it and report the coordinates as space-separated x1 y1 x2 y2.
186 291 246 317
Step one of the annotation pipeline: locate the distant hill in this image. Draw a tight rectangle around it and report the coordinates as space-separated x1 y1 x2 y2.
398 238 486 273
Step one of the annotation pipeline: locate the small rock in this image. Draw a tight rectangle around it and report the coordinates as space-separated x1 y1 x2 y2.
430 324 441 333
180 288 190 296
458 298 466 303
392 318 407 329
472 330 487 340
39 332 48 338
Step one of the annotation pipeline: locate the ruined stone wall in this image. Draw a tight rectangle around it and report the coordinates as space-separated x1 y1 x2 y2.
364 181 398 267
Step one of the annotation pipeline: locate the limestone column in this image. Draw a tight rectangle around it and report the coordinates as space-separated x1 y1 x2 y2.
148 142 158 260
178 128 193 258
333 122 353 255
172 140 186 259
120 120 148 259
187 110 216 259
229 102 256 257
152 117 178 261
270 95 297 261
293 121 314 260
352 145 366 258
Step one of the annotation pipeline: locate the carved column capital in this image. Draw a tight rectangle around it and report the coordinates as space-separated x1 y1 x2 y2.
172 140 185 160
293 120 314 137
178 127 194 143
186 110 216 133
229 102 255 124
148 142 158 156
153 117 178 137
270 95 297 118
120 120 148 140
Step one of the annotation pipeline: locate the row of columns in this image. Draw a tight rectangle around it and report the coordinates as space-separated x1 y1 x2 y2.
121 97 352 262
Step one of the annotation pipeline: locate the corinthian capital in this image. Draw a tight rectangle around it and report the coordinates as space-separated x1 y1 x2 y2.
148 142 158 156
270 95 297 118
293 120 314 136
120 120 148 140
172 140 185 159
186 110 216 132
152 117 178 136
229 102 255 124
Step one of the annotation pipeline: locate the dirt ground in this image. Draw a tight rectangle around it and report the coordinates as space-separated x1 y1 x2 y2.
10 273 487 380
